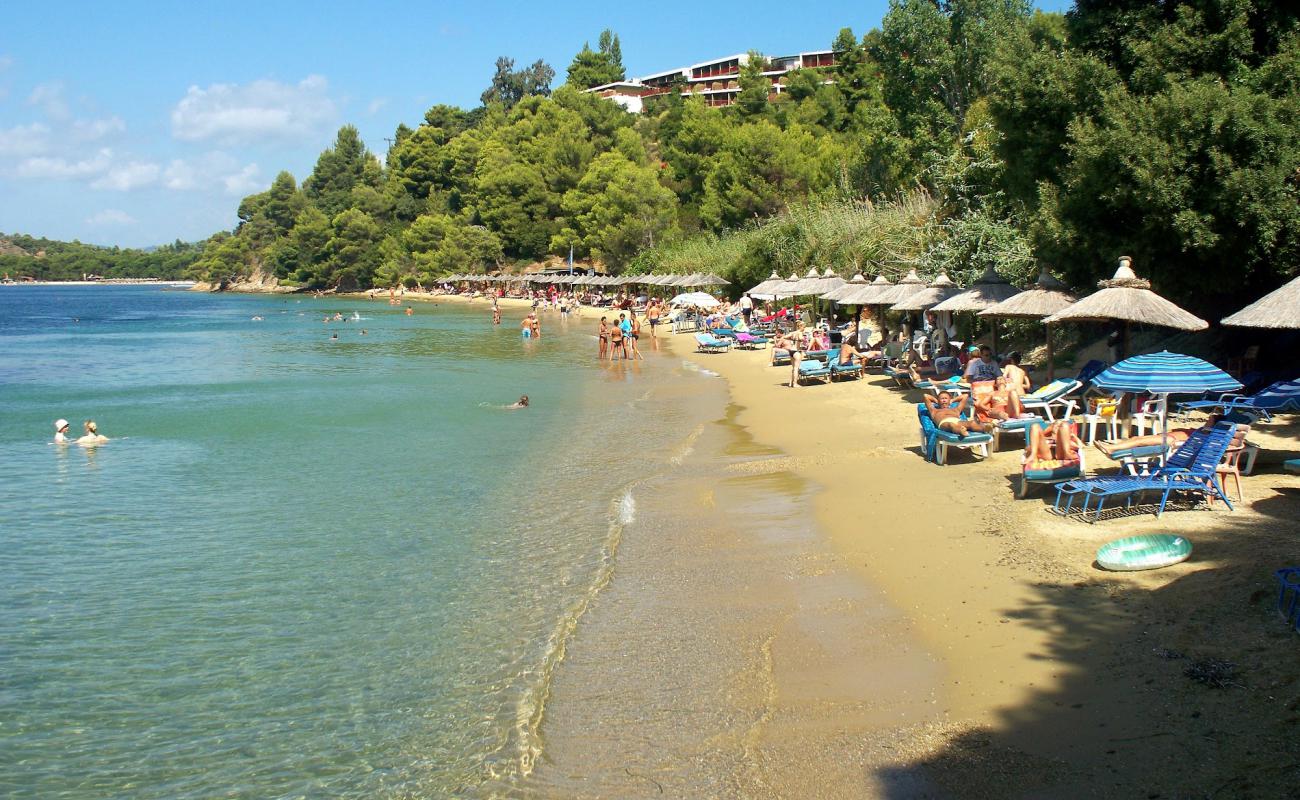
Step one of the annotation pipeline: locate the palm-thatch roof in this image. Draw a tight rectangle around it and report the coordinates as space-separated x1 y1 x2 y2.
869 269 926 306
980 267 1077 319
931 265 1021 313
1043 257 1208 330
837 274 893 305
748 270 783 296
822 273 868 301
892 272 963 311
1220 274 1300 329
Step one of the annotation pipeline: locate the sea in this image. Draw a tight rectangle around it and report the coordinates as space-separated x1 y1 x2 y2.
0 285 741 798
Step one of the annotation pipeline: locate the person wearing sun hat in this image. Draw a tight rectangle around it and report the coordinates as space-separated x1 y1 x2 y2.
53 419 70 443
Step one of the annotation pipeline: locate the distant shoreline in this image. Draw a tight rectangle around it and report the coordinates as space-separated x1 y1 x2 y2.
0 280 197 287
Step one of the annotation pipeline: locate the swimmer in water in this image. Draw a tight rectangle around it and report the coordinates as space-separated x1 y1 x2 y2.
330 333 339 341
405 306 414 316
54 419 70 444
251 316 263 321
360 329 367 335
507 395 529 409
77 420 109 446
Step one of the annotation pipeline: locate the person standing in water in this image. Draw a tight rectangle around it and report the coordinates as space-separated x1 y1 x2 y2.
627 311 644 360
597 317 610 359
53 419 70 443
77 420 109 446
492 306 501 326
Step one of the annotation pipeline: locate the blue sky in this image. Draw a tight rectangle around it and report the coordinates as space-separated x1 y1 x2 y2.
0 0 1071 248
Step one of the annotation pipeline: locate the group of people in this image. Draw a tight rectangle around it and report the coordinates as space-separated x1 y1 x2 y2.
53 419 108 447
597 311 645 360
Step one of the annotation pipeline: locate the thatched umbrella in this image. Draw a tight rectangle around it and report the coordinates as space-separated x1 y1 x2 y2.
768 272 803 300
930 265 1022 354
821 273 867 302
979 267 1078 380
892 272 964 352
1221 274 1300 329
867 269 925 343
698 273 731 286
1044 256 1208 358
748 270 783 297
891 272 962 312
836 274 893 305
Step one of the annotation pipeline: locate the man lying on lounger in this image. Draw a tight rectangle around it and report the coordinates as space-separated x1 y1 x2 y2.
924 390 987 436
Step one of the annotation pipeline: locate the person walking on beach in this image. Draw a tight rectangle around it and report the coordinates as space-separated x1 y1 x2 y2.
739 293 754 327
598 316 610 359
646 300 661 338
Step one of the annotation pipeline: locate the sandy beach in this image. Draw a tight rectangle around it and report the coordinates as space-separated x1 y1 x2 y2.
642 329 1300 798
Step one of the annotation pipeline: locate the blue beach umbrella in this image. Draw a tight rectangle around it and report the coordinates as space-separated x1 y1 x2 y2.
1093 351 1242 461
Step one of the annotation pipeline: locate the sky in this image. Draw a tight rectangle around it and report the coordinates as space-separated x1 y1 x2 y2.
0 0 1071 248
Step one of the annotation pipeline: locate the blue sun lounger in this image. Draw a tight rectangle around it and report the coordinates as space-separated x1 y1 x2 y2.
694 333 732 353
1177 378 1300 421
1054 422 1237 520
796 357 832 385
917 403 993 464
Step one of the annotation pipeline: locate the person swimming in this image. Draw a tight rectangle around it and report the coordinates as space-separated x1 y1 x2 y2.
77 420 109 446
53 419 70 444
507 395 529 409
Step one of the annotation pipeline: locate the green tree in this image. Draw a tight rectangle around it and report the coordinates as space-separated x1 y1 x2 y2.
304 126 379 217
481 57 556 107
553 150 679 269
566 29 626 89
325 208 383 290
733 52 772 118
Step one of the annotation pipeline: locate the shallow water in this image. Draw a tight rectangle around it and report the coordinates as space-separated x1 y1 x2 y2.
0 286 723 798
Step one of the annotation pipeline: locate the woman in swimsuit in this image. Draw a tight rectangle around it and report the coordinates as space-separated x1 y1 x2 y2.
597 317 610 360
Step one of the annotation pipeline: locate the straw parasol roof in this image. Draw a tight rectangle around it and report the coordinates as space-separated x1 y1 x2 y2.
869 269 926 306
748 270 783 296
821 273 867 302
979 267 1077 319
837 274 893 305
891 272 962 312
931 265 1021 313
698 273 731 286
1043 256 1208 330
1221 274 1300 329
770 271 802 299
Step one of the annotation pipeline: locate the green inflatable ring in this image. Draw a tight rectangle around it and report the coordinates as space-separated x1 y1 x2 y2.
1096 534 1192 572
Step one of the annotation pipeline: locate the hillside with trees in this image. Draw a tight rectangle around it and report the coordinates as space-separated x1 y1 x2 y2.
0 234 202 282
185 2 1297 318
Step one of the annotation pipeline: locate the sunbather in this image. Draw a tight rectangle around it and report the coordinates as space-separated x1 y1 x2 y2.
1002 351 1031 395
1026 420 1079 467
973 377 1024 422
924 391 984 436
838 338 865 367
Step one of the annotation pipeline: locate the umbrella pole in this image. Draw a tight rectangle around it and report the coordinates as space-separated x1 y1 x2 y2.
1045 323 1055 382
993 319 1000 358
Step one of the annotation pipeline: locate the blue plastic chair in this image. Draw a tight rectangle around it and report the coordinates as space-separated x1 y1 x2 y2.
1055 422 1237 520
1178 378 1300 422
917 403 993 465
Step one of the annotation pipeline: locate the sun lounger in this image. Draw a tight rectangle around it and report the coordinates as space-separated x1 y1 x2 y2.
694 333 732 353
1019 379 1081 421
734 332 768 349
828 352 864 381
771 347 793 366
1177 378 1300 422
1016 420 1086 497
1054 422 1237 520
796 357 832 385
917 403 993 465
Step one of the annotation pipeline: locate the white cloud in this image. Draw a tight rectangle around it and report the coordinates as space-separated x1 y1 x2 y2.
366 97 388 115
90 160 160 191
28 82 70 120
0 122 50 156
222 162 261 195
16 148 112 179
72 116 126 141
85 209 136 225
162 158 197 190
170 75 337 144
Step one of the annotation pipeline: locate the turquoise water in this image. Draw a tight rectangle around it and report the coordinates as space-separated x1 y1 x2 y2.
0 286 712 797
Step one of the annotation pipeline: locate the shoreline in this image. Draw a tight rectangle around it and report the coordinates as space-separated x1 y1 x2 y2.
654 327 1300 796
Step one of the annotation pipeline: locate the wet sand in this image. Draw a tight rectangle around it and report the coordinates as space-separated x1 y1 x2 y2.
363 294 1300 795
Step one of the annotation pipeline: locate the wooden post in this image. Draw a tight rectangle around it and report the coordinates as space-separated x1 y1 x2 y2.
1045 322 1055 382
